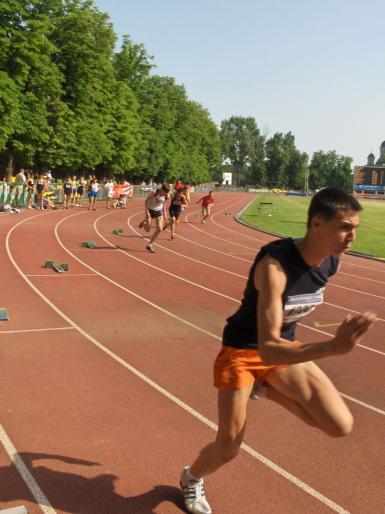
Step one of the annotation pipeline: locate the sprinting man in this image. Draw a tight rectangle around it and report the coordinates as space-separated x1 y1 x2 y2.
197 190 214 223
139 184 170 253
179 187 376 514
166 186 189 239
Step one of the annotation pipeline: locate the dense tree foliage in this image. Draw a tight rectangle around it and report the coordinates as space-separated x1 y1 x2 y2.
309 151 353 191
0 0 220 183
0 1 353 190
220 116 265 187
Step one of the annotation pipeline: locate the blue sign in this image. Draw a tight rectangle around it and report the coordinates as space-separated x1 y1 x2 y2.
354 185 385 191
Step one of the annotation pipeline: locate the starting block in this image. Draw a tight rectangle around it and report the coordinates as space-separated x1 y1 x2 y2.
44 260 54 268
112 228 124 235
0 506 28 513
59 263 69 271
81 241 96 248
0 308 9 321
52 264 64 273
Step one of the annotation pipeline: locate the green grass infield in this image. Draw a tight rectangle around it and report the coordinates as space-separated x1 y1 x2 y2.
240 194 385 260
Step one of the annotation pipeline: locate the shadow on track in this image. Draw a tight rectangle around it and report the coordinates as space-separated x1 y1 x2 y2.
0 452 184 513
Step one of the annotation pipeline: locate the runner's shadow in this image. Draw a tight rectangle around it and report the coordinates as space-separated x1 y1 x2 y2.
0 452 184 513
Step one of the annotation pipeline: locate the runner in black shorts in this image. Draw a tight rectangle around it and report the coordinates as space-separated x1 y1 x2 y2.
166 187 189 239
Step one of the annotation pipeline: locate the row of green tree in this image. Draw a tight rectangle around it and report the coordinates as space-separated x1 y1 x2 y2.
0 0 353 190
219 117 353 190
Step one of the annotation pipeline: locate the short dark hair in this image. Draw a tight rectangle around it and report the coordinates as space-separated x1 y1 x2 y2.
307 187 362 228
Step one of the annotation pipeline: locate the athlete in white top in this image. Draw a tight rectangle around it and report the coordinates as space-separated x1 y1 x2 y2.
139 184 170 253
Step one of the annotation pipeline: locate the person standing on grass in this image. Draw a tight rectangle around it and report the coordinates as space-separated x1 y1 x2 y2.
139 184 170 253
179 187 377 514
196 190 214 223
89 178 99 211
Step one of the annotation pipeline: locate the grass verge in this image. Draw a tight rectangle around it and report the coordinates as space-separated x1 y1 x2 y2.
240 194 385 260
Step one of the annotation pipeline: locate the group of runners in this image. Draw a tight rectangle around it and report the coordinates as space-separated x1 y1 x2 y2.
138 182 215 253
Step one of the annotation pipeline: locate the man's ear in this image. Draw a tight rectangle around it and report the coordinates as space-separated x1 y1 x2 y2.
310 214 324 229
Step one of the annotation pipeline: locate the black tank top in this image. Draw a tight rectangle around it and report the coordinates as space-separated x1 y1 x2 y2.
223 238 339 349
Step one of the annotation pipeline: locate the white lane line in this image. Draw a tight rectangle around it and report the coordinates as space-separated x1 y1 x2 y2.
185 198 264 250
26 273 97 277
92 216 239 304
0 425 56 514
125 209 248 278
338 271 385 285
341 260 385 273
329 282 385 300
6 218 351 514
0 327 75 335
339 393 385 416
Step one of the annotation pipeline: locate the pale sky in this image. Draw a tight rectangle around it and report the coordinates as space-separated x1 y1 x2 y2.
94 0 385 166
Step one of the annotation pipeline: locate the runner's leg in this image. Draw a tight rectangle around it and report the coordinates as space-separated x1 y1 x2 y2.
265 361 353 436
190 384 253 478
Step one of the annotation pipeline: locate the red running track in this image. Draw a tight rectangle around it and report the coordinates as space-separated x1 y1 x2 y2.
0 192 384 514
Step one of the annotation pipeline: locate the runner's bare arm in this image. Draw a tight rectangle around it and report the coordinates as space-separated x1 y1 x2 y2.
255 255 376 365
144 192 154 215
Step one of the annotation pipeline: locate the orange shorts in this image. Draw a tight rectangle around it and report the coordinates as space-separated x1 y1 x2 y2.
213 345 287 390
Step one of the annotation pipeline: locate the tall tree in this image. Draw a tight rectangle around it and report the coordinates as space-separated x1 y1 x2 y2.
0 0 65 178
220 116 265 187
309 151 353 191
50 0 119 171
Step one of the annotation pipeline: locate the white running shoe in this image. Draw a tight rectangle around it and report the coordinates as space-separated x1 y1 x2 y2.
180 466 212 514
146 244 155 254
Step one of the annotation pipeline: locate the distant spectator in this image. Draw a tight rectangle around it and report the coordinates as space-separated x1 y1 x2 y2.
25 171 35 209
35 174 46 210
63 176 72 209
89 178 99 211
15 168 26 186
104 178 115 209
